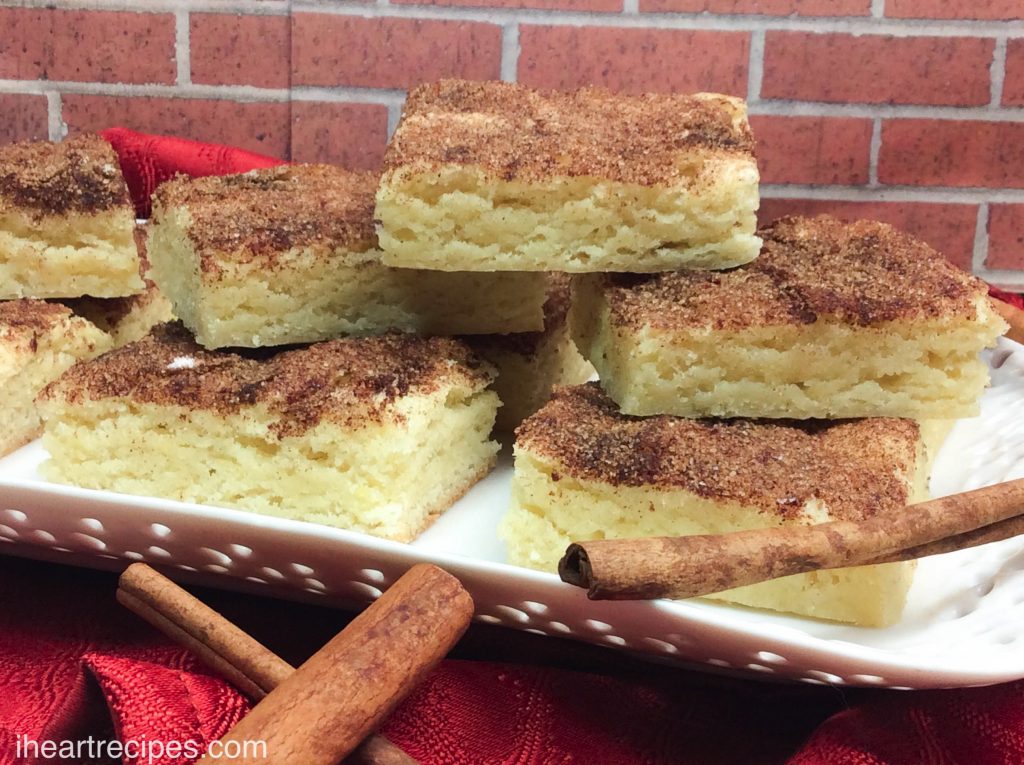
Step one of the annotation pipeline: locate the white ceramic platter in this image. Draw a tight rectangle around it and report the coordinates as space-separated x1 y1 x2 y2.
2 339 1024 689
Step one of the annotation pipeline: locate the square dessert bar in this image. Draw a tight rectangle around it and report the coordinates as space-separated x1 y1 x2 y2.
376 80 761 273
465 275 594 431
0 299 112 457
38 323 500 541
148 165 547 349
0 134 144 299
573 216 1008 419
501 384 946 626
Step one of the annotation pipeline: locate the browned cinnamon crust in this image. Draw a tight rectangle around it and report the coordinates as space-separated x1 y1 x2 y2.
1 299 75 340
0 134 132 216
134 224 151 272
465 274 571 357
152 165 377 271
385 80 753 187
43 322 495 437
516 383 920 522
592 216 989 332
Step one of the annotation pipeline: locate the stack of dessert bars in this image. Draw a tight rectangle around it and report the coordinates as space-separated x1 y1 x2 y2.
372 80 1003 627
0 135 173 456
4 80 1009 627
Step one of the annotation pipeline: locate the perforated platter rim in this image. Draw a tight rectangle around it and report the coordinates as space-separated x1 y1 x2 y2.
2 339 1024 689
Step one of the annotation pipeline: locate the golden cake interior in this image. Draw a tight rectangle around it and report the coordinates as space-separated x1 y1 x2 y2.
572 216 1008 419
376 79 760 272
465 275 595 431
38 323 500 541
0 299 112 457
0 134 143 299
64 224 175 348
63 285 175 348
502 384 949 627
148 164 546 348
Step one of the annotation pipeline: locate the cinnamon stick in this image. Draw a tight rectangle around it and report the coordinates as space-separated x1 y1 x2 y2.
117 564 291 698
117 563 424 765
993 297 1024 345
866 513 1024 564
195 563 473 765
559 478 1024 600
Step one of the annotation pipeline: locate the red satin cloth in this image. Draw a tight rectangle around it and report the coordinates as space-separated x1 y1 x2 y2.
100 128 284 218
4 128 1023 765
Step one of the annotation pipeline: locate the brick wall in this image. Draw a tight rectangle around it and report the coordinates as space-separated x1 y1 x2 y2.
0 1 1022 282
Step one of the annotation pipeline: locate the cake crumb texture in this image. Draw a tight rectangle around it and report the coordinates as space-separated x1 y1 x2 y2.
148 165 547 347
0 299 112 456
466 275 594 430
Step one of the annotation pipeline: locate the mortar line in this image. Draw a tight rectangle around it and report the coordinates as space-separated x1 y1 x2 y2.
747 28 765 105
991 37 1009 107
501 23 520 83
175 10 191 86
46 92 65 141
868 118 882 187
972 203 991 272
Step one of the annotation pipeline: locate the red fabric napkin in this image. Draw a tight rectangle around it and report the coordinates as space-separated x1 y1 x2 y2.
991 284 1024 311
4 128 1023 765
5 554 1024 765
100 128 284 218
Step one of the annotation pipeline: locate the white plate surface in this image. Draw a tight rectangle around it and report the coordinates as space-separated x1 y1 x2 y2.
2 340 1024 688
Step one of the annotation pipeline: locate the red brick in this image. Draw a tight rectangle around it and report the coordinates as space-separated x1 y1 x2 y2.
750 115 872 185
879 120 1024 189
290 102 389 170
0 8 175 85
291 15 501 90
1004 40 1024 107
758 199 978 270
641 0 868 14
62 96 289 159
190 14 289 89
887 0 1023 19
762 32 993 106
0 94 49 143
987 205 1024 270
519 27 749 96
395 0 621 9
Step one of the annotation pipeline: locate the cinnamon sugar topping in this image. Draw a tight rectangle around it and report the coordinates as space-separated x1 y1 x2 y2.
0 134 131 216
43 323 495 438
1 299 73 334
385 80 754 187
152 165 378 268
517 384 920 522
596 216 988 331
